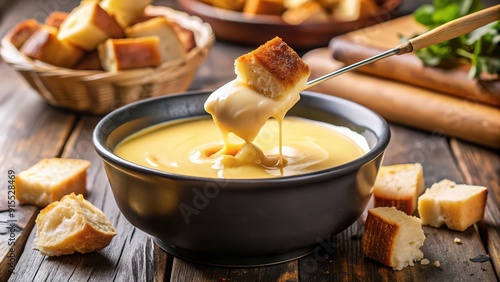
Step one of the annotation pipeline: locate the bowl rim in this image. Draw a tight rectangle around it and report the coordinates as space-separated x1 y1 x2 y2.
93 90 390 187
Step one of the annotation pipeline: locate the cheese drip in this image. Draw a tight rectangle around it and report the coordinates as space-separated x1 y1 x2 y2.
204 76 306 170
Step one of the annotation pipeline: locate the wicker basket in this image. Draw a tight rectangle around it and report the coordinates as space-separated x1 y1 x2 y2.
0 6 215 115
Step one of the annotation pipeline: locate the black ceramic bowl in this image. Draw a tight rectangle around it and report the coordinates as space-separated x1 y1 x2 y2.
93 90 390 266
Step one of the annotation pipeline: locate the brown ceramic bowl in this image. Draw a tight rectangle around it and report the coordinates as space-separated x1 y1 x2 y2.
93 90 390 266
177 0 402 49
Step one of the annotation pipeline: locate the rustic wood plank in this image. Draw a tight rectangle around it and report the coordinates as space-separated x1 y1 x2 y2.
0 62 76 282
7 117 171 281
451 139 500 278
298 125 497 281
170 259 298 282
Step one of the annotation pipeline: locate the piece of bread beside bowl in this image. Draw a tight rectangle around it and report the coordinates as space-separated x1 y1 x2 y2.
1 1 214 114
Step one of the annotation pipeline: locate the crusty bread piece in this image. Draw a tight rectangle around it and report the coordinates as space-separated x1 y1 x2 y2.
169 20 197 53
6 19 41 50
99 0 152 27
75 50 103 70
125 17 185 63
362 206 426 270
20 27 85 68
282 1 330 24
58 2 124 51
373 163 425 215
34 193 117 256
98 36 162 71
44 11 68 29
333 0 378 21
16 158 91 208
234 36 311 99
243 0 285 16
418 179 487 231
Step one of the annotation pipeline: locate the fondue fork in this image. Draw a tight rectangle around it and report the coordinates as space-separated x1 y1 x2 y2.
305 4 500 89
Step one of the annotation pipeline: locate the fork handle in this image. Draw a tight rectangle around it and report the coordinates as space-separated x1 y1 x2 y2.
396 4 500 54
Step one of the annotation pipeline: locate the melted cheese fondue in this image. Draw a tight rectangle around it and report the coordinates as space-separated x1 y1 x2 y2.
114 116 368 179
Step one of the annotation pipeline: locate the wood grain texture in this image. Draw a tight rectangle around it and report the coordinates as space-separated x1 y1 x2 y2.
298 125 497 281
451 139 500 278
170 259 298 282
0 62 75 282
303 47 500 149
7 117 170 282
329 14 499 106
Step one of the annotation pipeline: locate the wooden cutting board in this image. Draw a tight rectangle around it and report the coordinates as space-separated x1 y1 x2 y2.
302 48 500 149
328 15 499 107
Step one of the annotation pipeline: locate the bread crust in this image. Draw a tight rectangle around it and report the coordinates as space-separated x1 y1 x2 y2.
20 27 85 68
373 163 425 215
247 36 309 90
98 36 162 71
44 11 69 29
6 19 41 50
362 210 398 266
35 193 116 256
362 207 425 270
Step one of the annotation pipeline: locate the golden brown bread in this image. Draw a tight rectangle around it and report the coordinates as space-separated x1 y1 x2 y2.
418 179 488 231
282 1 330 24
98 36 163 71
373 163 425 215
34 193 117 256
44 11 69 29
125 17 185 63
234 36 311 99
58 1 124 51
99 0 153 27
6 19 41 50
169 20 197 52
333 0 378 21
362 206 425 270
16 158 91 207
20 27 85 68
75 50 103 70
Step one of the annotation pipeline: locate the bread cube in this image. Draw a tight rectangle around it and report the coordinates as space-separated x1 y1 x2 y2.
98 36 162 71
362 206 426 270
125 17 185 63
20 27 85 68
58 2 124 51
373 163 425 215
169 20 197 53
16 158 91 207
6 19 41 50
35 193 116 256
243 0 285 16
99 0 152 27
418 179 487 231
282 1 330 25
44 11 68 29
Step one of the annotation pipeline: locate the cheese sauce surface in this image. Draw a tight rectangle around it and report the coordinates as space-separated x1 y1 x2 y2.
114 117 369 179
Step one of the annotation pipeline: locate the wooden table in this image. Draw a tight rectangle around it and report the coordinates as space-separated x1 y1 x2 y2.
1 1 499 281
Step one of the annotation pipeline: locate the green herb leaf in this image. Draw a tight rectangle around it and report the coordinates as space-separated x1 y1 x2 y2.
412 0 499 79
